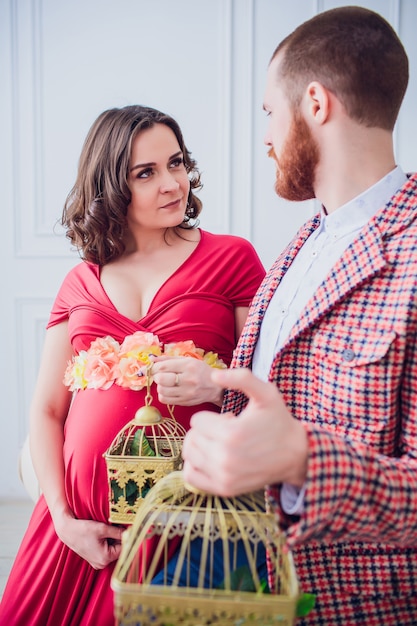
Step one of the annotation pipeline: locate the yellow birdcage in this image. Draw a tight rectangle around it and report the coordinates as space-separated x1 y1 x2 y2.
112 471 301 626
104 384 186 524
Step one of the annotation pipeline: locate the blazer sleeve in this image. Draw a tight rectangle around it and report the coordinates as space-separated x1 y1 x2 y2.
267 324 417 548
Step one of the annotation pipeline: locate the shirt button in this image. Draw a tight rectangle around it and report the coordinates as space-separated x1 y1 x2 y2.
342 348 355 362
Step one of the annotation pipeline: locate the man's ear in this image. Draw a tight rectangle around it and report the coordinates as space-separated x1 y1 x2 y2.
303 81 331 125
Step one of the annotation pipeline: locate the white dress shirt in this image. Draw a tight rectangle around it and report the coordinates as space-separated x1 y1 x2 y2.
252 166 407 514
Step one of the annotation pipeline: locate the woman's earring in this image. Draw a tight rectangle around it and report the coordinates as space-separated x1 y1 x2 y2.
186 203 193 217
184 189 194 220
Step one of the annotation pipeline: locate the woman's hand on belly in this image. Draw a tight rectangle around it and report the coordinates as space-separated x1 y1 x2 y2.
54 511 124 569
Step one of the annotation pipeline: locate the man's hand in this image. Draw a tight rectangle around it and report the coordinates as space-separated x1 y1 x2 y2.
182 368 308 496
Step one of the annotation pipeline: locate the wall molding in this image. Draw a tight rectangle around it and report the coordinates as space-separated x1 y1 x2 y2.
229 0 255 238
11 0 73 258
15 297 52 443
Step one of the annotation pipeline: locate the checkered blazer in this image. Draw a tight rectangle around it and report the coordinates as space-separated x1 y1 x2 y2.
223 174 417 624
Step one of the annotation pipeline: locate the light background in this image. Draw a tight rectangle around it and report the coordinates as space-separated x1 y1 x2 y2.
1 0 416 497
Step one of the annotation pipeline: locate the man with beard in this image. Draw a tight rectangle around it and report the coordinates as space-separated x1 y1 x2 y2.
182 6 417 625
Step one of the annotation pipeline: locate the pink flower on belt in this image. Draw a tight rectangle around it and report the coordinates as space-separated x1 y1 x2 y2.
64 332 225 392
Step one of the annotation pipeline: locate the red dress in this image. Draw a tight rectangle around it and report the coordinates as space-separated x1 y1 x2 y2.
0 230 264 626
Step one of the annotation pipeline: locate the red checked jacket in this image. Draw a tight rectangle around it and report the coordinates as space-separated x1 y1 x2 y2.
223 174 417 624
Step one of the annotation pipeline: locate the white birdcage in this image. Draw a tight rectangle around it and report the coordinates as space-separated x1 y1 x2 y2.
112 471 301 625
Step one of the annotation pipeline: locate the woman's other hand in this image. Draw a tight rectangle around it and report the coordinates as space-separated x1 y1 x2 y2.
152 356 224 407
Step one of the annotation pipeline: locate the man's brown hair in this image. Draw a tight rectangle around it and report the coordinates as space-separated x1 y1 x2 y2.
272 6 408 130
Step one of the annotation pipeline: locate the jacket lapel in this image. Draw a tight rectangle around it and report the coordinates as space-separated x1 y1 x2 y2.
235 173 417 370
232 215 320 369
282 219 387 348
280 173 417 353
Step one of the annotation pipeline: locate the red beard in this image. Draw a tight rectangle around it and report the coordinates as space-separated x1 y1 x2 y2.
269 112 319 202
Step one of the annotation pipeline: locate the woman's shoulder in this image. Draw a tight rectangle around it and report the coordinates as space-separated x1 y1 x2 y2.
200 229 258 252
54 261 101 298
63 260 100 281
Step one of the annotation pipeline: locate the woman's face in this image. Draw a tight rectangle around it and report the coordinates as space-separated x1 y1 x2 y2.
126 123 190 231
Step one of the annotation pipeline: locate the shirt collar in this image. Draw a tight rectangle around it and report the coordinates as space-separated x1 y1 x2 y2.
319 166 408 237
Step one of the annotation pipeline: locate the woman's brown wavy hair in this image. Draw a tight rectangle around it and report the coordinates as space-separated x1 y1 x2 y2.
61 105 202 265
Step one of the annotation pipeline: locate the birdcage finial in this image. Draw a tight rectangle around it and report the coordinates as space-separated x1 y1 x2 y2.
133 364 162 425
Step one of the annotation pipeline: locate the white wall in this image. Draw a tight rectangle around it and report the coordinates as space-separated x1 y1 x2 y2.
1 0 416 498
